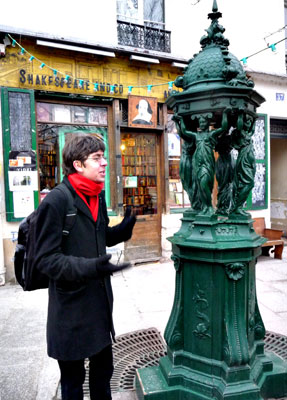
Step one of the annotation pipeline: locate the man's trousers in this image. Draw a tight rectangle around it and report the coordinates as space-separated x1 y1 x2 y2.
58 345 113 400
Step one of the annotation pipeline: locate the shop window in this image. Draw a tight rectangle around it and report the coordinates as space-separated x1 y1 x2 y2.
121 133 158 215
167 114 190 210
167 113 268 212
249 114 268 210
226 114 268 211
36 103 110 207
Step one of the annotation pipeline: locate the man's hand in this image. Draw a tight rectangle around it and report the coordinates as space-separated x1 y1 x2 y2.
120 207 136 241
96 254 131 276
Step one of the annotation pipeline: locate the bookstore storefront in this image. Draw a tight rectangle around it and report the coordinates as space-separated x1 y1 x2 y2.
0 37 183 281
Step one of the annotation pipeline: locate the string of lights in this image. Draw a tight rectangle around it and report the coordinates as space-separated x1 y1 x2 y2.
7 34 175 94
7 32 287 86
264 24 287 44
240 36 287 65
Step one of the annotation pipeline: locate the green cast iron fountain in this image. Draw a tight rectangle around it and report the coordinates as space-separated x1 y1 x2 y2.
135 1 287 399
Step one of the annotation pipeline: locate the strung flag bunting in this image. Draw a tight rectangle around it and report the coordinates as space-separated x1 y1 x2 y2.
7 33 181 94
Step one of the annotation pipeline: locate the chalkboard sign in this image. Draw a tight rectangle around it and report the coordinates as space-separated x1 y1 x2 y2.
9 92 32 151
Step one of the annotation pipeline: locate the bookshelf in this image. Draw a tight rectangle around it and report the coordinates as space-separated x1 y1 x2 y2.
38 141 59 193
121 133 157 215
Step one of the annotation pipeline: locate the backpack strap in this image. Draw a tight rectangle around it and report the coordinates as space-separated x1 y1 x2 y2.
54 184 77 236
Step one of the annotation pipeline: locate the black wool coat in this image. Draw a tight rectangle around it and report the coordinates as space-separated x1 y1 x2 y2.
35 177 129 361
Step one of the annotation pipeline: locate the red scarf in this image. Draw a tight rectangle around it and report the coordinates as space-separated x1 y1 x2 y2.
68 173 104 221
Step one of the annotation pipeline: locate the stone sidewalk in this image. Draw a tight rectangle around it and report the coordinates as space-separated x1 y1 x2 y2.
0 249 287 400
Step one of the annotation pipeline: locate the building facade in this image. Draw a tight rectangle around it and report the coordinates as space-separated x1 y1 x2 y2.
0 0 286 284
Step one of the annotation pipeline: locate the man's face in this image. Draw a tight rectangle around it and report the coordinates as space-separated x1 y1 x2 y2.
138 100 148 115
74 151 107 183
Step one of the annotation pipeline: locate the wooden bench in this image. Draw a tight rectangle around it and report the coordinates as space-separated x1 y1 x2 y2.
253 217 284 259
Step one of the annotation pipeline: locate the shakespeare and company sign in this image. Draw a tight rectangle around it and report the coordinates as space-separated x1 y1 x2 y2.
19 69 124 95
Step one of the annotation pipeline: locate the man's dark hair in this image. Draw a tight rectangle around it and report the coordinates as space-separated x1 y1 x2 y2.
62 135 105 176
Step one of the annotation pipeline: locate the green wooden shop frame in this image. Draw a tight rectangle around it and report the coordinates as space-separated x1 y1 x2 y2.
1 87 38 222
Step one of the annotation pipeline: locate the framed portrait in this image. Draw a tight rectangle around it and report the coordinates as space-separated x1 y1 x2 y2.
128 96 157 129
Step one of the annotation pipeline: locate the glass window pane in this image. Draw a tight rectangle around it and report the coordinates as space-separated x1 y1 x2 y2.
37 103 108 126
167 114 185 209
117 0 139 21
252 163 266 208
121 133 157 215
37 103 52 122
37 124 109 194
73 106 88 123
253 116 266 160
144 0 164 23
88 107 108 125
53 105 71 123
37 124 60 194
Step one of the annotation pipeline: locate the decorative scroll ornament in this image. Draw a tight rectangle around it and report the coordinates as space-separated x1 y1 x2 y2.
193 284 211 339
225 262 246 281
164 255 184 350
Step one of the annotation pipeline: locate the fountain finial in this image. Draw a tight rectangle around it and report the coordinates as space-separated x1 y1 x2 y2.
212 0 218 12
208 0 222 21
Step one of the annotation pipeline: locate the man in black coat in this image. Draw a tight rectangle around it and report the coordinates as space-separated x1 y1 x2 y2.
34 135 136 400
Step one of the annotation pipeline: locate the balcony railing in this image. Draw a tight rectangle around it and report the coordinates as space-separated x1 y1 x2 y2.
117 20 171 53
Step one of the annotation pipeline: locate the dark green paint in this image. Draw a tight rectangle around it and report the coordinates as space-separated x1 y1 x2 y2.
136 1 287 399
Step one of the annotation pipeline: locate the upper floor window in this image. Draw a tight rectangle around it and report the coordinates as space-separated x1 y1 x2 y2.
117 0 164 28
117 0 170 52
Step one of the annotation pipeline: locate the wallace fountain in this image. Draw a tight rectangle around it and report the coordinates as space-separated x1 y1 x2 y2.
136 1 287 399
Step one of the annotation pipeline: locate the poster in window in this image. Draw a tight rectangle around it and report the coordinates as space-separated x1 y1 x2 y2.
54 105 71 123
168 133 181 156
252 163 266 207
128 96 157 129
252 116 265 160
8 150 36 171
8 171 38 191
88 107 108 125
13 191 34 218
123 176 138 188
37 103 51 121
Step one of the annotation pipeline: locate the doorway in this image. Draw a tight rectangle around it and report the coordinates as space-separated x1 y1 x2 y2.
270 118 287 235
36 101 110 204
121 132 162 262
37 125 110 203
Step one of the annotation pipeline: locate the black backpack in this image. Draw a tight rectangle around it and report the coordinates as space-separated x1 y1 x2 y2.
14 184 77 291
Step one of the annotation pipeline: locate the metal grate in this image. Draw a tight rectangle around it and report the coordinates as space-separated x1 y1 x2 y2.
56 329 287 398
111 327 166 392
265 330 287 359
